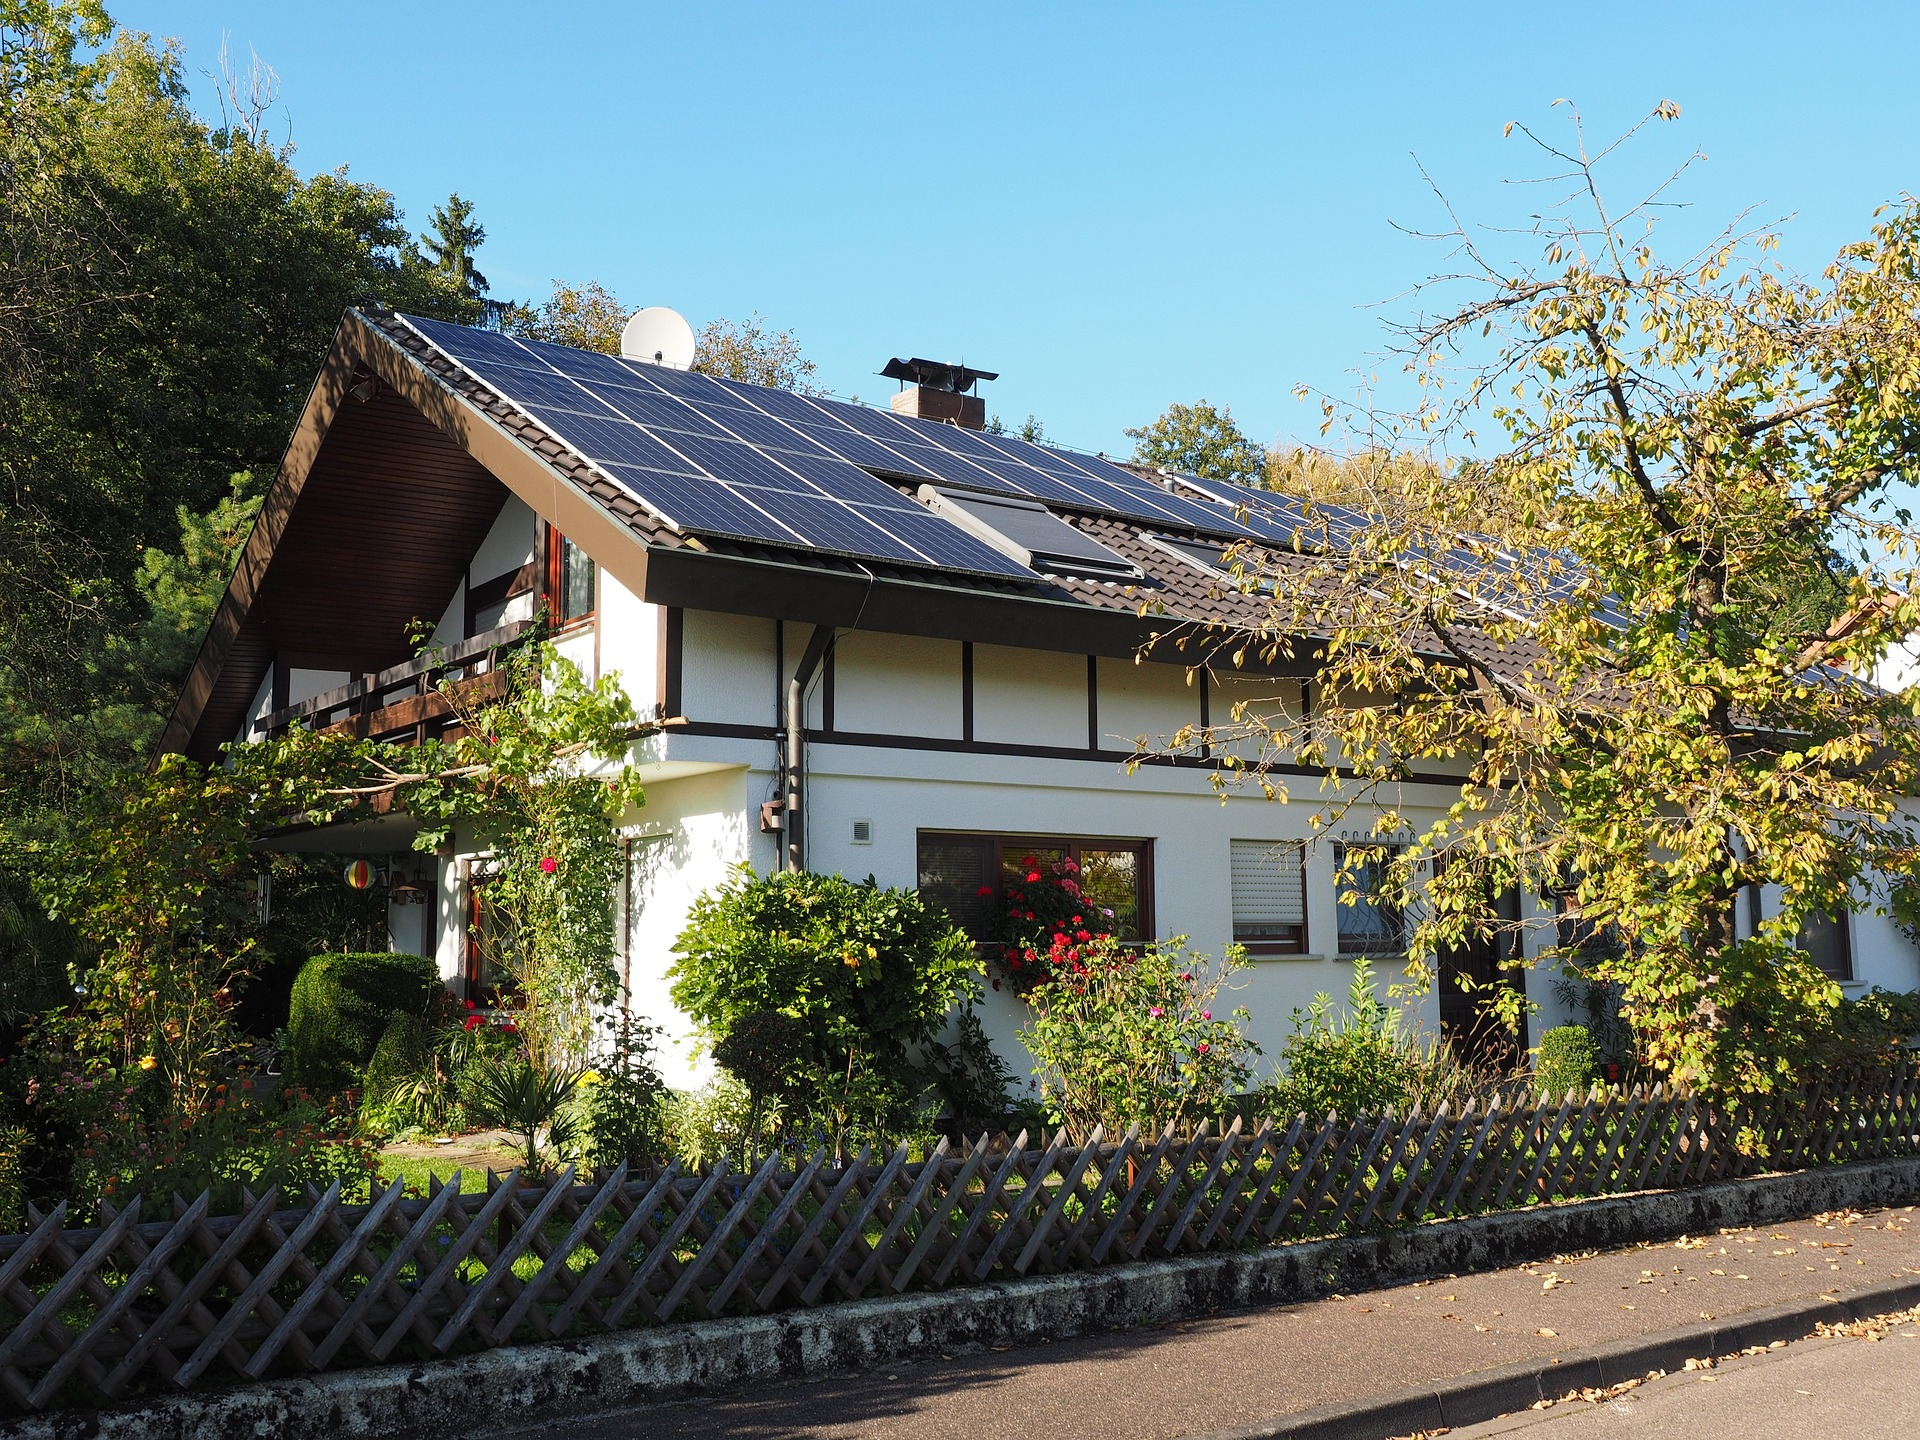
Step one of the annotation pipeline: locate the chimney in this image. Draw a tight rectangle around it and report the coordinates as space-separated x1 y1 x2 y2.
882 356 998 431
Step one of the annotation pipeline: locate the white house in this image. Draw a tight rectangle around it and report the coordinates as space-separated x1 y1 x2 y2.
159 309 1920 1086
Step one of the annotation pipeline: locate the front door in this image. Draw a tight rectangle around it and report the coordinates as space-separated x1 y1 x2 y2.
1437 884 1527 1070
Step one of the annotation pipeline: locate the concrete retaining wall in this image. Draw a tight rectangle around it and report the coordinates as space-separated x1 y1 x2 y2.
11 1154 1919 1440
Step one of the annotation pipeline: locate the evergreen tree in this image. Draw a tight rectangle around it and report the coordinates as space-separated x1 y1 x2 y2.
423 192 489 300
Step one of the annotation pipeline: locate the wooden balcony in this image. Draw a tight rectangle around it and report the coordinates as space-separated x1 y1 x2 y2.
250 621 529 746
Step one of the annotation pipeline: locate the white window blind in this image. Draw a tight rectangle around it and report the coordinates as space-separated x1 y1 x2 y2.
1232 840 1306 948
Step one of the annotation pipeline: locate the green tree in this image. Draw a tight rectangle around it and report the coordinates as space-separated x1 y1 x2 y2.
499 279 629 352
668 868 981 1140
987 413 1047 442
422 191 489 300
1180 106 1920 1102
0 4 476 855
1126 399 1265 483
692 313 819 393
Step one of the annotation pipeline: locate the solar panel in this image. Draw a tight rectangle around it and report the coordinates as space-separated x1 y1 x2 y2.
399 313 1301 577
402 316 1037 579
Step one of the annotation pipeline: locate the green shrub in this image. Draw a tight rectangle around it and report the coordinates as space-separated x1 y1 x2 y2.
581 1011 669 1172
1535 1024 1599 1099
469 1053 584 1175
1021 937 1256 1140
669 866 981 1137
286 952 440 1092
923 1008 1017 1138
662 1077 767 1169
1262 957 1472 1120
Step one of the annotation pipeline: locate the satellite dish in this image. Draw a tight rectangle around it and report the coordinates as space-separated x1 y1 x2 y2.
619 307 696 369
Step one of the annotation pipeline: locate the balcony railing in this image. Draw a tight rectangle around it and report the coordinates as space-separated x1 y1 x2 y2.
250 621 529 745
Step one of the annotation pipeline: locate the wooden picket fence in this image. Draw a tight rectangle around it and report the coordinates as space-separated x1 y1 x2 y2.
2 1070 1917 1414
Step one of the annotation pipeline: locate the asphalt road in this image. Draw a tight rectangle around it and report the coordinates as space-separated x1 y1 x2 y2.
482 1204 1920 1440
1447 1316 1920 1438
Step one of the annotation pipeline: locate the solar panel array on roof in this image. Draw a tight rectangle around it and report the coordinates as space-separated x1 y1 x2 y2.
398 316 1035 580
397 316 1278 575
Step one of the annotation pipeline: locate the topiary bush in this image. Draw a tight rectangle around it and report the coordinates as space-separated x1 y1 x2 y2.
1535 1024 1599 1099
286 952 440 1092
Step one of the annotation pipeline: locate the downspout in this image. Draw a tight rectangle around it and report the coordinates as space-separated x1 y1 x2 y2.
785 625 836 873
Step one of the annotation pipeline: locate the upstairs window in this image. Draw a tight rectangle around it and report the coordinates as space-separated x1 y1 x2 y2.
1335 843 1406 955
545 527 595 625
1230 840 1308 954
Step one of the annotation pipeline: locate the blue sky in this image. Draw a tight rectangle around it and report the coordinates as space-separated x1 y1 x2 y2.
116 1 1920 459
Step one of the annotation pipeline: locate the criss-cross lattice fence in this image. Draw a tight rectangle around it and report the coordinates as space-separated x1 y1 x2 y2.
2 1071 1917 1413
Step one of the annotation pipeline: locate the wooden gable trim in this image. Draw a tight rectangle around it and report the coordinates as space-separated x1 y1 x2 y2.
352 314 652 610
160 309 659 758
158 321 363 759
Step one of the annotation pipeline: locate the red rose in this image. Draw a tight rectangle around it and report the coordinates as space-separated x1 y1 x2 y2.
539 856 558 874
1026 871 1041 883
976 885 994 897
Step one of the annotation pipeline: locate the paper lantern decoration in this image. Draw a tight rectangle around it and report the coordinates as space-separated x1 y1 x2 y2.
343 859 376 890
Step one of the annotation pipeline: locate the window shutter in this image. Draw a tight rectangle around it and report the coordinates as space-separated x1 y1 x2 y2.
1232 840 1305 936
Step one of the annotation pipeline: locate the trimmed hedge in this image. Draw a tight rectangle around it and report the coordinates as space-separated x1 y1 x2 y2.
286 951 440 1091
1536 1023 1599 1100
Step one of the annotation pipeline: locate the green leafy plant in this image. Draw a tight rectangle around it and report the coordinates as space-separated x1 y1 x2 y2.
1021 937 1255 1141
467 1053 585 1175
402 645 644 1071
1261 957 1476 1121
662 1077 773 1169
286 952 440 1094
670 866 981 1140
580 1010 669 1172
1535 1025 1600 1100
922 1007 1017 1138
711 1010 808 1165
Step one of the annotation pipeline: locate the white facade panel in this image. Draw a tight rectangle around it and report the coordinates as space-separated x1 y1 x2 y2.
832 632 964 739
616 767 760 1085
287 668 349 707
470 494 536 585
682 611 776 726
1209 670 1304 765
1097 656 1196 753
596 570 659 708
974 643 1087 748
551 625 596 682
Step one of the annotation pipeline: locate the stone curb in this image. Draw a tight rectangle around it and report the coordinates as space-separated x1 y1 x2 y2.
6 1155 1918 1440
1189 1274 1920 1440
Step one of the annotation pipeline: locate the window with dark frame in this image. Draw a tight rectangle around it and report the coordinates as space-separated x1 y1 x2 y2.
916 832 1153 942
544 527 595 626
463 871 521 1005
1797 909 1853 982
1230 839 1308 954
1335 843 1406 955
